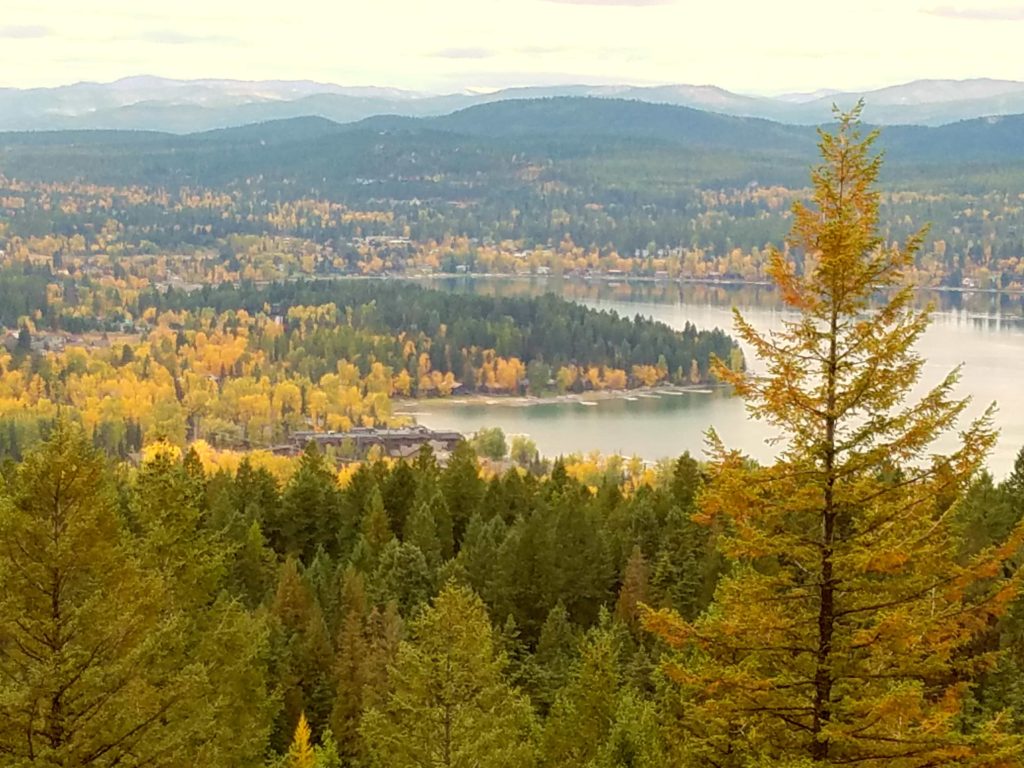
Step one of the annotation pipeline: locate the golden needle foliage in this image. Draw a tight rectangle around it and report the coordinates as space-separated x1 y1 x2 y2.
287 713 316 768
645 105 1024 766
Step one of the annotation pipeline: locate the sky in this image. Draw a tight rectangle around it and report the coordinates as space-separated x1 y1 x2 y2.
2 0 1024 94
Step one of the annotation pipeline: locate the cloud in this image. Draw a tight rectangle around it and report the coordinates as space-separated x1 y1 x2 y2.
517 45 568 55
0 24 52 39
923 5 1024 20
141 29 240 45
432 47 495 59
441 69 661 90
543 0 674 5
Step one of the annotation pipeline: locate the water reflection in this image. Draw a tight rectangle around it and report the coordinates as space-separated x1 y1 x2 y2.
413 277 1024 478
427 275 1024 321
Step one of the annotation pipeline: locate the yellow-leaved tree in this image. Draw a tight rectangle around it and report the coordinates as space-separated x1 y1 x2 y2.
645 105 1024 766
286 713 316 768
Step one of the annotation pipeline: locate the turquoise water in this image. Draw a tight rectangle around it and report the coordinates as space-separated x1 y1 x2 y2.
404 278 1024 478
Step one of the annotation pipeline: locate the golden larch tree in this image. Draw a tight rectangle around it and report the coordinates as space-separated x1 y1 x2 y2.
645 105 1024 766
287 712 316 768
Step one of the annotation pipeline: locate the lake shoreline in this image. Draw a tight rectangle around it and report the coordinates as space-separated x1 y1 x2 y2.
393 383 729 415
402 272 1024 297
392 276 1023 478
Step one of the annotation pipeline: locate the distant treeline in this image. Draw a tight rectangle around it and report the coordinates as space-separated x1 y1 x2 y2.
143 280 740 386
0 264 51 327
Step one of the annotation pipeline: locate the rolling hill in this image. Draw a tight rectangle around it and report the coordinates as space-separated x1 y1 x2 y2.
2 98 1023 196
4 76 1024 133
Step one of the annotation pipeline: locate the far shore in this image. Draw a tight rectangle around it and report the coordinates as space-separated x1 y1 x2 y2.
393 382 730 413
400 271 1024 297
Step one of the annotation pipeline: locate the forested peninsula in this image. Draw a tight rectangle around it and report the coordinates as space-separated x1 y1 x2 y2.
0 280 738 458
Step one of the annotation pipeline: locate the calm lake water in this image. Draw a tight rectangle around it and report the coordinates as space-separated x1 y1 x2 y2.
402 278 1024 479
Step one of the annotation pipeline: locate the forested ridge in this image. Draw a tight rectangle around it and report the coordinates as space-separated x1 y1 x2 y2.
3 98 1024 291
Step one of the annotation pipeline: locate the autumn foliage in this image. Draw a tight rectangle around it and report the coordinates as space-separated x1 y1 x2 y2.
644 106 1024 765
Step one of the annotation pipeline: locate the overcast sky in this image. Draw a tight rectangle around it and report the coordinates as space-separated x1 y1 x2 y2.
2 0 1023 94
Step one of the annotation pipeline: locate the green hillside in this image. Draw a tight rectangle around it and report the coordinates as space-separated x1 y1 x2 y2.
3 98 1023 194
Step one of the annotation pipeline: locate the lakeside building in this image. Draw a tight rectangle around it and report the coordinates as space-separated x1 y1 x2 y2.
288 425 463 460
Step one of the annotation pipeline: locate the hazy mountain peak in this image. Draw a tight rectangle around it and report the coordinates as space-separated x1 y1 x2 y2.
774 88 843 103
2 75 1024 133
848 77 1024 105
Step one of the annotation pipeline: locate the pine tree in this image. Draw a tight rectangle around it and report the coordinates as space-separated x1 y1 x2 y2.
369 539 434 615
270 556 334 752
959 462 1024 735
494 512 551 638
330 567 370 763
548 486 614 628
441 439 485 547
456 513 506 606
300 603 337 738
649 505 713 620
315 729 343 768
531 601 579 713
590 691 667 768
273 441 342 560
413 486 454 561
615 545 651 635
273 556 316 629
541 613 625 768
304 545 341 632
222 513 278 608
0 420 264 765
624 487 662 563
497 613 531 690
644 106 1024 765
404 498 444 572
138 441 276 766
361 584 537 768
182 444 208 509
383 459 418 536
231 457 282 529
360 485 394 560
496 468 540 523
956 471 1018 556
131 445 225 606
196 595 277 768
1002 446 1024 524
363 601 404 711
669 451 702 511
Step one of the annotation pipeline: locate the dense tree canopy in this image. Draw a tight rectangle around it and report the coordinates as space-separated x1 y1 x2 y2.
0 422 273 766
0 408 1022 767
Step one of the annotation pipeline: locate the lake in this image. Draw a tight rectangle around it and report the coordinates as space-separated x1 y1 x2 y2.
400 278 1024 479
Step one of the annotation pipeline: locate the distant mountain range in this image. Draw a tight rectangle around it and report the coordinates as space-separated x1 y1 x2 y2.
4 76 1024 133
3 98 1023 196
